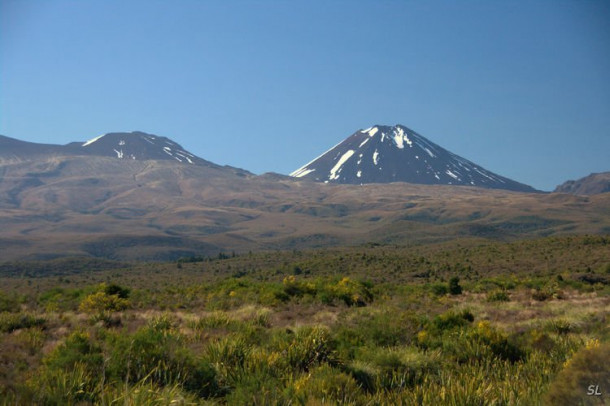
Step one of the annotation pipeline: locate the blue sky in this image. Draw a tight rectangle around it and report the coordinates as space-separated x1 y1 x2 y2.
1 1 609 191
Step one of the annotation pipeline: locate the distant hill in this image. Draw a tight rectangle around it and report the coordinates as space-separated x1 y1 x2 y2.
290 124 538 193
554 172 610 195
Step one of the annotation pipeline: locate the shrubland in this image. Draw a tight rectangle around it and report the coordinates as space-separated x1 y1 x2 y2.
0 235 608 404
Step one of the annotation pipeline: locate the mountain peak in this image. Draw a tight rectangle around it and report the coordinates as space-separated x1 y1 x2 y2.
0 131 217 168
77 131 202 163
291 124 537 192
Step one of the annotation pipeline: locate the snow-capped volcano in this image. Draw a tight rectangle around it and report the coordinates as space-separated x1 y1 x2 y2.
290 124 537 192
79 131 203 164
0 131 218 168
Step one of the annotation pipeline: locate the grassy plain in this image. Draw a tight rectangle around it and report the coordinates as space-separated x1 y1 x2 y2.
0 235 609 405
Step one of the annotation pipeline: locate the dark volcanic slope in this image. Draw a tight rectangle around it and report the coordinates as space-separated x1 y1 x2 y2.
0 132 244 172
554 172 610 195
0 134 74 159
290 124 537 192
78 132 215 166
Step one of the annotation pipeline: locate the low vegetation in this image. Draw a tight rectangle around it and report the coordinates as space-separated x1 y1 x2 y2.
0 235 608 404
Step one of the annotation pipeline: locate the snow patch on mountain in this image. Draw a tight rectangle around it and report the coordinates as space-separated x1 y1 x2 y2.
329 150 355 180
82 134 106 147
292 167 315 178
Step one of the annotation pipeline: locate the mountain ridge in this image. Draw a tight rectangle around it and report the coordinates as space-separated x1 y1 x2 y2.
554 172 610 195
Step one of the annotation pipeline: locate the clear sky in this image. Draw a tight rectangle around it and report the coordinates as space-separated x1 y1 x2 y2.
1 1 609 191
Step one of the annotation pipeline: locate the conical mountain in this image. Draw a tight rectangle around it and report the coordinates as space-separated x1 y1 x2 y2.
291 124 537 192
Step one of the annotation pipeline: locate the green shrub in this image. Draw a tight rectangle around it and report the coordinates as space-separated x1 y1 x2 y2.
350 347 441 392
103 283 130 299
527 329 557 353
0 292 20 312
292 365 363 404
224 372 285 405
38 287 89 312
449 277 463 295
532 289 551 301
79 291 129 313
532 280 563 301
432 309 474 331
147 313 176 331
282 275 316 297
320 277 374 306
336 309 425 350
545 340 610 406
487 290 510 302
281 326 339 372
44 330 103 372
100 381 201 405
430 283 449 296
27 362 100 405
0 312 45 333
545 319 575 335
105 324 218 396
206 336 250 371
473 321 525 363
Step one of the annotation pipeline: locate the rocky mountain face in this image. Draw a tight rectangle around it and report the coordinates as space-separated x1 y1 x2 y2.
554 172 610 195
290 124 538 193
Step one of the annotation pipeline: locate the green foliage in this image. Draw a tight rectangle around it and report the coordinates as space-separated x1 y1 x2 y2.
349 347 442 392
27 362 100 405
2 235 610 404
282 275 316 297
429 282 449 296
103 282 130 299
100 381 201 405
487 289 510 302
292 365 363 404
432 309 474 331
531 280 563 301
280 326 339 372
38 287 90 312
44 330 103 372
545 341 610 406
79 291 129 313
223 371 285 405
545 319 575 335
0 312 45 333
315 277 374 306
334 308 425 352
449 276 463 295
0 291 22 312
472 321 526 363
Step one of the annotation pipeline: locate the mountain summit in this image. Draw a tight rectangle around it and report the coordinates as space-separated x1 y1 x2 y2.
79 131 207 165
0 131 216 167
290 124 537 192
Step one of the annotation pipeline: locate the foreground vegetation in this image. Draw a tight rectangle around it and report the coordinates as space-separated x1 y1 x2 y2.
0 235 609 405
